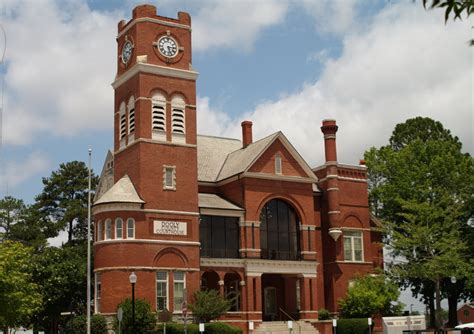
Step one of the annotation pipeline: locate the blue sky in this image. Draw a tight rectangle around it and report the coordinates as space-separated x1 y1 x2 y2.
0 0 472 311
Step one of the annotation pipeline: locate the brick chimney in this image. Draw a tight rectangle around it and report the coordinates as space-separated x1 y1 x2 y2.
241 121 253 148
320 119 338 163
320 119 342 241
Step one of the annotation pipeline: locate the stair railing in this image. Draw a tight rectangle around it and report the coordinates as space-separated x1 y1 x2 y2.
279 307 301 334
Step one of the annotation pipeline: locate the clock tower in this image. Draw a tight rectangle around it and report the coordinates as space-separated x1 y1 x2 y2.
94 4 200 314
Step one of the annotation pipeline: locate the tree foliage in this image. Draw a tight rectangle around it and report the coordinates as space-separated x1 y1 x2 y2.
188 289 231 322
422 0 473 23
32 243 89 333
35 161 98 242
0 196 26 240
339 273 403 318
65 314 107 334
365 117 474 327
114 298 156 334
0 241 42 332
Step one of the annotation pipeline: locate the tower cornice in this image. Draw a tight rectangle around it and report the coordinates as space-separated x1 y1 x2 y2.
112 62 199 89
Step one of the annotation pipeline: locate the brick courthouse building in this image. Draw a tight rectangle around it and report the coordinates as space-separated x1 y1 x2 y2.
92 4 383 332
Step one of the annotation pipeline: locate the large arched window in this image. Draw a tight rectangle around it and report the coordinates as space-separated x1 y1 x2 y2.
260 199 300 260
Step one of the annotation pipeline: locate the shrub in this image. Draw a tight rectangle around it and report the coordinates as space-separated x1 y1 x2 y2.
318 308 331 320
188 289 231 322
114 298 156 334
205 322 243 334
65 314 107 334
336 318 374 334
157 322 199 334
157 322 242 334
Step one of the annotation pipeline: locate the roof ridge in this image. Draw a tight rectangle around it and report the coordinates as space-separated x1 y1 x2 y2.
197 133 241 141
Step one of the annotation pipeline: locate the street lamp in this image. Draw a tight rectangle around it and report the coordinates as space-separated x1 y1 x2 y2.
129 272 137 332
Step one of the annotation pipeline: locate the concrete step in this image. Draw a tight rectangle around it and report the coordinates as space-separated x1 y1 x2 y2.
254 321 319 334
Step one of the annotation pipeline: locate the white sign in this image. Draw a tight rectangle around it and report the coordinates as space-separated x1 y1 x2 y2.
368 317 372 325
333 319 337 327
249 321 254 330
154 220 187 235
288 321 293 329
199 323 205 332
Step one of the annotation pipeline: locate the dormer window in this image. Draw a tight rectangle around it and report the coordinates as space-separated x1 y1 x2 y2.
128 96 136 134
275 154 282 175
152 92 166 141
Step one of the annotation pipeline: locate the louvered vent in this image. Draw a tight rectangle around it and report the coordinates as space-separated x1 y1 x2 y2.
172 108 185 134
152 103 166 131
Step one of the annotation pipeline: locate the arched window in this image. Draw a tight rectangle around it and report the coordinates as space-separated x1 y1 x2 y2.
127 218 135 239
171 96 185 135
119 102 127 147
224 273 241 311
115 218 123 239
97 220 102 241
128 96 136 134
105 219 112 240
260 199 300 260
151 92 166 140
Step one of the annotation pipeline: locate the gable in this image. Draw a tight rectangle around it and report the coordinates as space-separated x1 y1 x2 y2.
248 138 309 178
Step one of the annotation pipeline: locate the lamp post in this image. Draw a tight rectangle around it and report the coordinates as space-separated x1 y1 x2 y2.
129 272 137 332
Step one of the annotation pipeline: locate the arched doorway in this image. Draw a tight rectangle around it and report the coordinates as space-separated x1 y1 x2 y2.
260 199 300 260
201 271 219 291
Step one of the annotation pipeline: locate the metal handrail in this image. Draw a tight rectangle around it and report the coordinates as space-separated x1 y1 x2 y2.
279 307 301 334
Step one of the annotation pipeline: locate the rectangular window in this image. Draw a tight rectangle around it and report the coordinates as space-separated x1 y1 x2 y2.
344 230 363 262
116 219 123 239
156 271 168 311
163 166 176 190
173 271 185 312
105 220 112 240
95 273 101 313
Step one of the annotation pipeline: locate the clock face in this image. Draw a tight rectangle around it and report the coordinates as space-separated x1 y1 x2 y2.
158 36 178 58
121 40 133 64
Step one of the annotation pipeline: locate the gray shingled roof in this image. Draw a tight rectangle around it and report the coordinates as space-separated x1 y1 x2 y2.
217 133 279 181
198 193 243 211
197 135 242 182
94 175 144 205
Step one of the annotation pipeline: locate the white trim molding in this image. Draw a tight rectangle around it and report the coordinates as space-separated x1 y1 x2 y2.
94 238 200 247
112 62 199 89
118 17 191 39
94 266 200 273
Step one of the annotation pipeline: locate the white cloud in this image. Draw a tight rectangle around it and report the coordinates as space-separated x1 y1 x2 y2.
192 0 288 52
198 2 473 166
3 151 50 187
301 0 360 35
1 0 121 145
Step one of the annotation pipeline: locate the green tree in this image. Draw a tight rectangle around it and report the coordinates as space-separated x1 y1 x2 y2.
338 273 403 318
32 244 88 333
189 289 231 322
114 298 156 334
0 196 27 240
0 241 42 333
365 117 474 328
35 161 98 242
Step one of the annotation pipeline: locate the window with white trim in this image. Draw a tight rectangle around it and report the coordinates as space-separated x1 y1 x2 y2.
95 273 101 313
171 96 185 135
115 218 123 239
156 271 168 311
152 93 166 137
128 96 135 134
127 218 135 239
173 271 186 311
343 230 363 262
97 220 102 241
163 166 176 190
275 154 282 175
119 102 127 141
105 219 112 240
